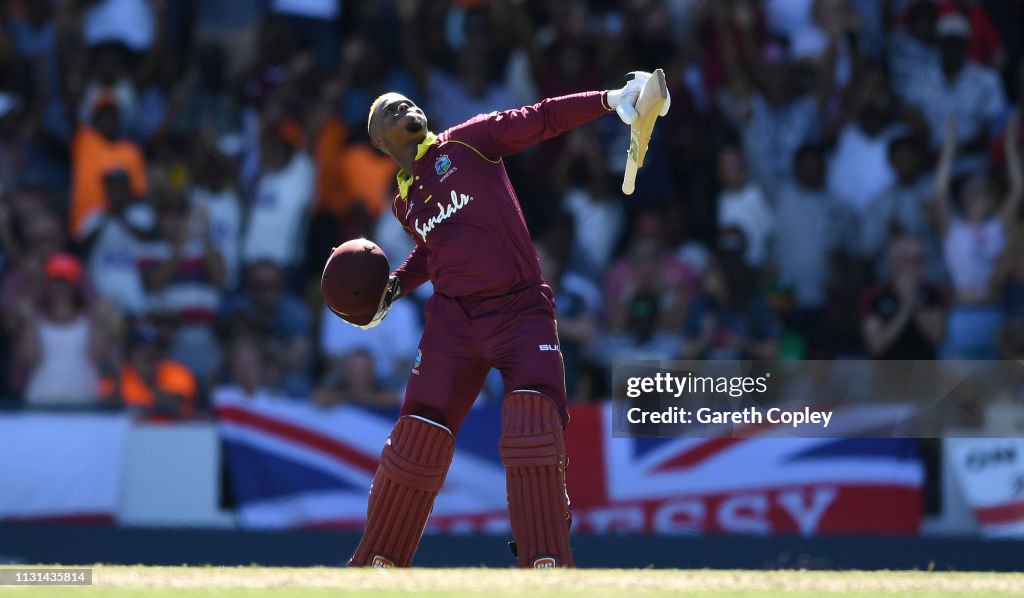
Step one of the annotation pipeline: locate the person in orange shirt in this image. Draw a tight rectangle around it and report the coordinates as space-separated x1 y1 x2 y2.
314 117 397 224
100 323 197 419
70 96 149 238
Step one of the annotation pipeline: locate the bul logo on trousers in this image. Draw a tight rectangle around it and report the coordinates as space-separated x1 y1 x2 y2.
532 557 557 568
539 344 560 352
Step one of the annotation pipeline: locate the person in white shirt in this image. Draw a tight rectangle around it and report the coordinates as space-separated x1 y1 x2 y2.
16 254 119 406
716 145 774 268
242 124 314 273
551 127 624 279
82 169 153 315
211 337 281 403
190 144 242 290
933 113 1022 358
827 69 899 218
319 299 421 390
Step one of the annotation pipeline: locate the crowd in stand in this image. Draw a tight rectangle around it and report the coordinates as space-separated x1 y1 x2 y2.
0 0 1021 418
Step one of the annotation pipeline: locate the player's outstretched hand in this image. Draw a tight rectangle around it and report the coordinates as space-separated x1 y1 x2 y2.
607 71 672 125
358 276 402 330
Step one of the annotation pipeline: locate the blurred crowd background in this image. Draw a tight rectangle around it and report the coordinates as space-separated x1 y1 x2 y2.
0 0 1022 418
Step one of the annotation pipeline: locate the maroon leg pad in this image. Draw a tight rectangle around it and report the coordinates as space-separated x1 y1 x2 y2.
348 415 454 567
500 391 575 568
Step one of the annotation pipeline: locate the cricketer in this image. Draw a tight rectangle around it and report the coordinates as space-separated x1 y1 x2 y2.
346 73 670 568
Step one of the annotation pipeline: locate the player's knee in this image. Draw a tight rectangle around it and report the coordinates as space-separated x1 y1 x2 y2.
499 391 566 468
399 402 459 435
381 415 455 491
510 386 569 428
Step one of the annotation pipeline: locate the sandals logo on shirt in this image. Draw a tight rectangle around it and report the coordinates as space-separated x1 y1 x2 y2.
414 190 474 241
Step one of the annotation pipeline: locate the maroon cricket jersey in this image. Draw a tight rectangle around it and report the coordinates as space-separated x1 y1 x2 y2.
390 91 612 299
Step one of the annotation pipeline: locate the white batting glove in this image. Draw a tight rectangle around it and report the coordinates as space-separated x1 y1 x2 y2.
606 71 671 125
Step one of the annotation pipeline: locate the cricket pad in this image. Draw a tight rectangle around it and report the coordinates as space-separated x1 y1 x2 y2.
500 391 575 568
348 415 454 567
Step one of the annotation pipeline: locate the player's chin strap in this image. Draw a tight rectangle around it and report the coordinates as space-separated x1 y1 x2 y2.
348 415 454 567
500 390 575 568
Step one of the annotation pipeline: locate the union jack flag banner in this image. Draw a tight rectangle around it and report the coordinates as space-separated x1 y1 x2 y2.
214 393 924 534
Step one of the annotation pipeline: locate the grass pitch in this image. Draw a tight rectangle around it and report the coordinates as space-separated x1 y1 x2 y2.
3 566 1023 597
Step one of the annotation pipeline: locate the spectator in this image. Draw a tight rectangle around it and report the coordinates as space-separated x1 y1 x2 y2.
193 0 265 80
787 0 857 89
860 136 945 283
241 121 314 275
223 260 312 397
15 254 120 406
76 43 142 140
684 228 780 360
938 0 1005 69
933 113 1022 358
888 0 939 100
827 67 899 218
70 96 148 239
715 144 774 268
101 323 197 419
9 1 70 143
80 0 155 53
401 7 518 132
137 192 226 385
269 0 341 72
319 299 421 391
173 44 242 138
716 1 832 197
82 169 153 315
189 142 242 289
551 127 625 278
601 227 692 362
860 236 947 359
1 209 94 328
536 241 600 401
900 12 1006 174
774 144 855 347
211 336 277 403
313 348 398 409
312 117 398 243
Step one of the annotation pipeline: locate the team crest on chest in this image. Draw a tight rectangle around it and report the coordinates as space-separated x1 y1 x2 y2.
435 154 451 175
435 154 457 182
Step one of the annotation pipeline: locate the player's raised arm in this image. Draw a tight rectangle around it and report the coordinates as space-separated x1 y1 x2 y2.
445 74 671 160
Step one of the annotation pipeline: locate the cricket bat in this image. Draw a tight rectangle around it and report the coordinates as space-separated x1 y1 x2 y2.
622 69 668 195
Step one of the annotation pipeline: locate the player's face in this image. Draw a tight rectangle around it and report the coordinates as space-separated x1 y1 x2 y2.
373 94 428 153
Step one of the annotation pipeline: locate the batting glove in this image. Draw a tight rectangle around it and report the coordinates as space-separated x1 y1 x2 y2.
358 276 402 330
607 71 671 125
